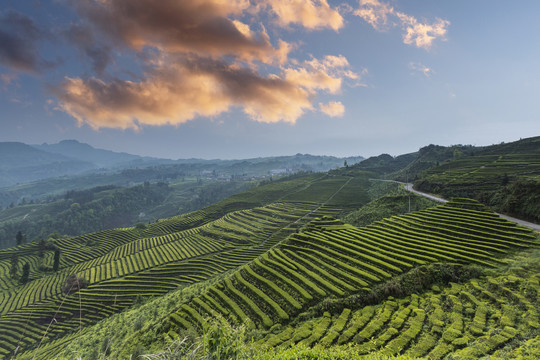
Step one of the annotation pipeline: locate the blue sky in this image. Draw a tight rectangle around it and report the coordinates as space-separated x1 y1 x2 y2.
1 0 539 159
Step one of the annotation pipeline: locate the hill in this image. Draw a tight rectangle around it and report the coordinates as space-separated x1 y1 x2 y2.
0 144 363 210
0 180 252 250
9 198 537 359
414 136 540 222
0 163 538 359
33 140 157 169
0 142 95 187
0 171 372 358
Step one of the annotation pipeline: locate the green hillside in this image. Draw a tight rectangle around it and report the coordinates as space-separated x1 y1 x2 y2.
0 140 538 359
414 136 540 222
7 196 537 359
0 172 371 358
0 180 251 250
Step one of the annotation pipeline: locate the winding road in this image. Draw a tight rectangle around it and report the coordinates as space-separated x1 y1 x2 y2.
370 179 540 232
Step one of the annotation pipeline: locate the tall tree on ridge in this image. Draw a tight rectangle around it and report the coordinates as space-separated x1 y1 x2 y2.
53 249 61 272
16 231 24 246
20 263 30 284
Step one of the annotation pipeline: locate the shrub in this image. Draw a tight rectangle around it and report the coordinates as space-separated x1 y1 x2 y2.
63 274 89 294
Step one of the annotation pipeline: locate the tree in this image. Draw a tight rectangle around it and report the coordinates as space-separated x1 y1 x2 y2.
502 173 510 186
344 160 348 168
53 249 61 272
38 239 46 258
20 263 30 284
16 231 24 246
63 274 88 294
10 254 19 279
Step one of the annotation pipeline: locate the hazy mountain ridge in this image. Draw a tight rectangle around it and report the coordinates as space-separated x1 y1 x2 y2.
0 142 96 187
0 142 364 209
33 140 146 168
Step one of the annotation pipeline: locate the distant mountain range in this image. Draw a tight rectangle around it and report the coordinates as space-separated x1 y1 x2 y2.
0 140 174 187
33 140 147 168
0 142 94 187
0 140 364 188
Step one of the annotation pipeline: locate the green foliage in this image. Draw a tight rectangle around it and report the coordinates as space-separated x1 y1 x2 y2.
2 165 539 360
20 262 30 284
16 230 24 245
342 187 438 227
9 253 18 279
415 136 540 222
53 248 60 272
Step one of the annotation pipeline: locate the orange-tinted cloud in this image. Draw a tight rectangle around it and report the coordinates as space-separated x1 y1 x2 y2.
54 54 357 129
396 13 449 50
319 101 345 117
73 0 289 64
263 0 344 31
284 55 357 94
54 0 360 129
355 0 449 49
354 0 394 31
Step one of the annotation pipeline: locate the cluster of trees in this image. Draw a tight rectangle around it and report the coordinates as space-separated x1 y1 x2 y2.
0 182 170 249
9 239 61 285
178 181 251 214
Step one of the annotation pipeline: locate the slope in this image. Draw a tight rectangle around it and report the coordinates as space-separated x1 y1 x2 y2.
0 172 370 358
21 198 537 359
415 136 540 222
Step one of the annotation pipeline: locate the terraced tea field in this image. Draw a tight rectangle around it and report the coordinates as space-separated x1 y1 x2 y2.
418 152 540 193
2 167 538 359
162 201 538 358
0 174 364 358
262 268 539 359
414 136 540 222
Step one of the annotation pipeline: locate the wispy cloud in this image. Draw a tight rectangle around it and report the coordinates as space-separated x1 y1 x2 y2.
64 23 112 75
409 62 433 77
397 13 449 50
354 0 449 50
319 101 345 117
262 0 344 31
1 73 17 86
354 0 394 31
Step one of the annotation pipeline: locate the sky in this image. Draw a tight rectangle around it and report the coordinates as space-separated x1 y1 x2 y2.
1 0 539 160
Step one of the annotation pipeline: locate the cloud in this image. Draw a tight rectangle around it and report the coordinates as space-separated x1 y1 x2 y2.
354 0 394 31
284 55 359 94
54 53 357 129
354 0 449 49
52 1 360 129
319 101 345 117
72 0 290 64
262 0 344 31
65 24 112 75
1 73 17 86
396 13 449 49
409 62 433 77
0 10 46 72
